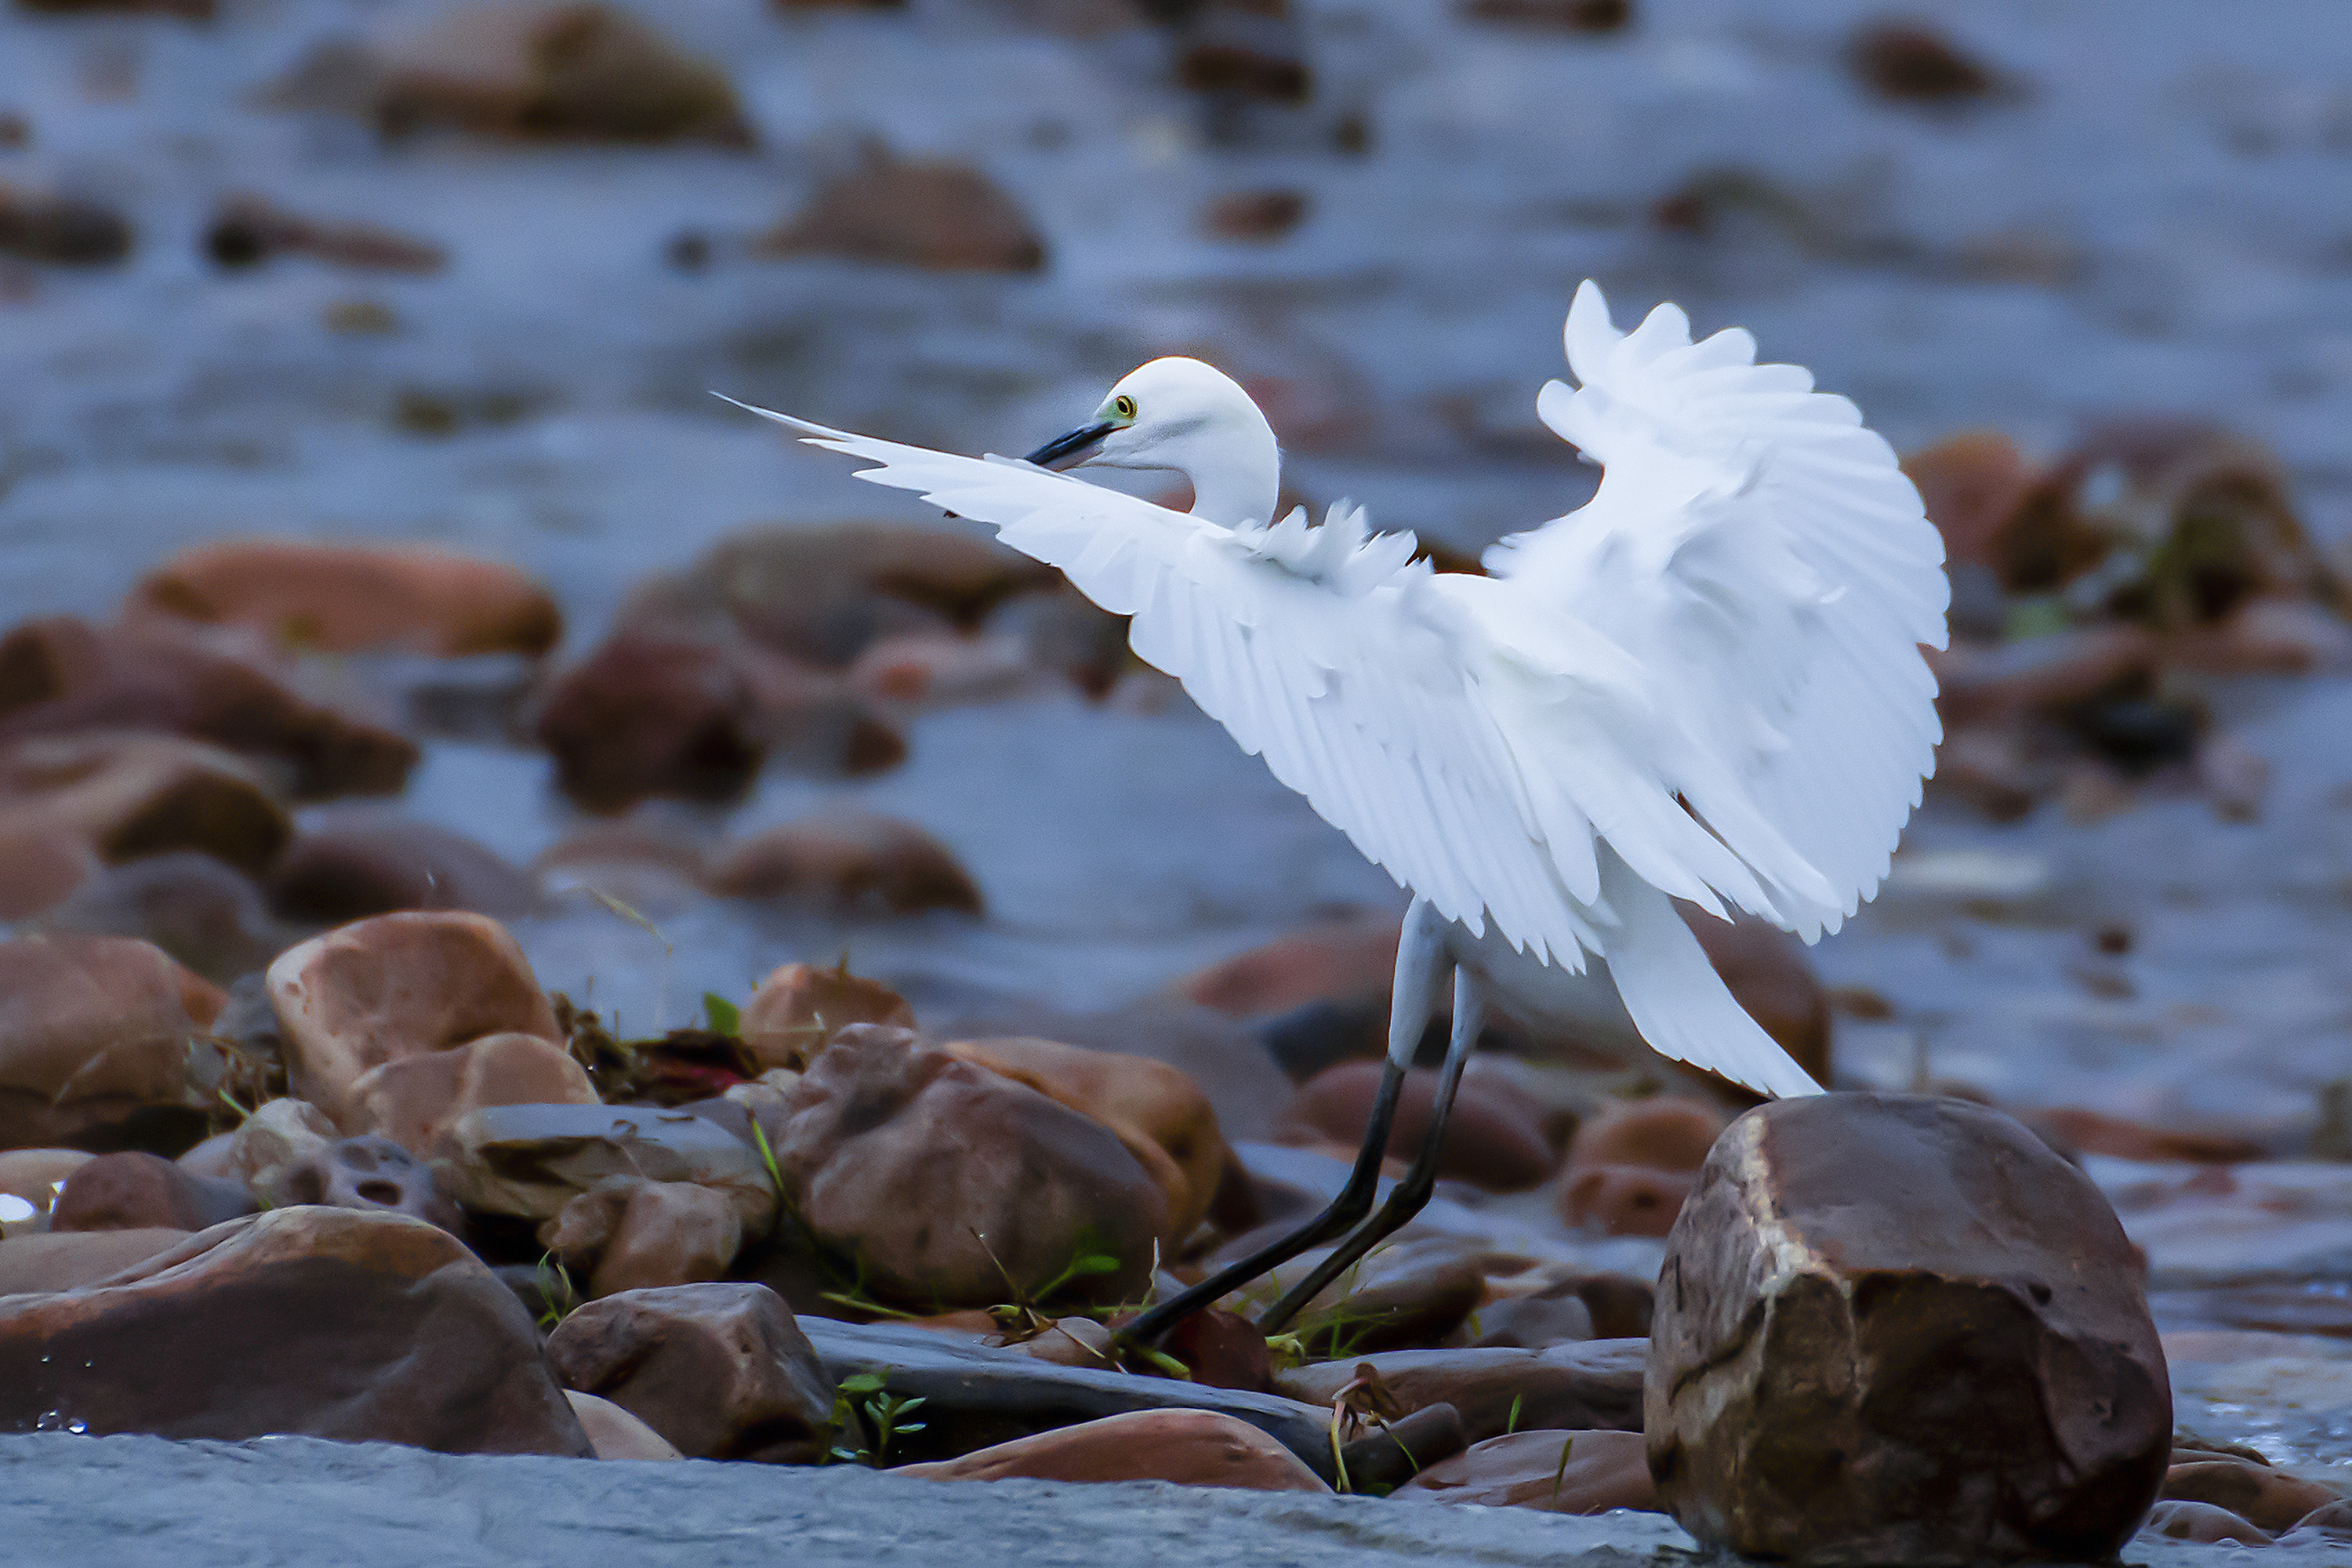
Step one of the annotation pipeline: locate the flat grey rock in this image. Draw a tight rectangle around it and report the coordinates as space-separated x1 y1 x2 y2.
0 1434 2325 1567
801 1316 1336 1479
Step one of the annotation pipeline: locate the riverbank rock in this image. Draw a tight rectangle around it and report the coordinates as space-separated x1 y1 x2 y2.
800 1316 1334 1476
0 935 227 1152
760 1025 1167 1308
897 1408 1329 1491
1646 1091 2171 1565
764 147 1045 272
267 817 539 922
740 960 913 1071
0 615 417 800
534 626 902 813
293 2 753 146
563 1390 681 1460
0 1149 91 1222
0 1227 191 1294
0 1207 590 1454
943 1035 1229 1243
0 186 134 266
226 1097 336 1206
439 1102 773 1230
1277 1339 1646 1446
1395 1428 1656 1513
47 1151 256 1233
545 1283 833 1461
539 1176 743 1296
2159 1456 2341 1532
276 1134 464 1234
1557 1097 1723 1237
348 1030 597 1157
1279 1061 1555 1192
129 542 561 658
709 811 982 916
0 731 290 878
266 911 559 1128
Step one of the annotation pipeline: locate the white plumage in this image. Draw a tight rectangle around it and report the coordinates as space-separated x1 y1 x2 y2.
726 281 1948 1102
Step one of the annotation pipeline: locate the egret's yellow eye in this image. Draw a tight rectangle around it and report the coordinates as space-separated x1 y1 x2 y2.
1114 395 1137 421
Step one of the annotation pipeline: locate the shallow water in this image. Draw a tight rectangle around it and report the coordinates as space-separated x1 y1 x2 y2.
5 0 2352 1481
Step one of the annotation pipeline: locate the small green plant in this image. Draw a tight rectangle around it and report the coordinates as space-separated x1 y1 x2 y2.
1504 1392 1525 1436
1549 1433 1577 1502
826 1371 927 1466
533 1253 581 1331
702 992 742 1036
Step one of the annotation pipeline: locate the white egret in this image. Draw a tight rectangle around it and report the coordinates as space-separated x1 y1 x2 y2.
724 281 1949 1341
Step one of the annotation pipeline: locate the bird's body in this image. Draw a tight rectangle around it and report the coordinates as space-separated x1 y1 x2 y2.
730 281 1946 1341
728 281 1949 1105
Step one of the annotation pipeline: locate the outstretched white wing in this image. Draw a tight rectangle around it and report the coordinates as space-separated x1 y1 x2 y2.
1483 281 1949 942
720 397 1611 971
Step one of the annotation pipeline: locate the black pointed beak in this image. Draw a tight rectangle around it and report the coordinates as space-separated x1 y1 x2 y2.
1024 421 1116 469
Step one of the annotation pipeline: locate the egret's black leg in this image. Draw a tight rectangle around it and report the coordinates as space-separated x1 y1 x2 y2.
1119 898 1450 1348
1257 964 1486 1336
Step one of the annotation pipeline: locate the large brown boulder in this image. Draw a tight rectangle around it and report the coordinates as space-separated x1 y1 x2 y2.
543 1282 833 1461
266 911 560 1128
0 935 228 1152
1646 1092 2171 1565
0 1207 590 1454
0 615 416 800
128 541 561 658
760 1025 1167 1307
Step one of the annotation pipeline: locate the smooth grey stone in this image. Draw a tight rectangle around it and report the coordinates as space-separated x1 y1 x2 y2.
799 1316 1337 1479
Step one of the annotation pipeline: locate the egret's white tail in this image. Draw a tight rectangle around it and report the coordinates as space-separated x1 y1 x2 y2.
1598 847 1824 1099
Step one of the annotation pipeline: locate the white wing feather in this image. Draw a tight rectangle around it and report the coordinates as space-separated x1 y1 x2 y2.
721 285 1946 1100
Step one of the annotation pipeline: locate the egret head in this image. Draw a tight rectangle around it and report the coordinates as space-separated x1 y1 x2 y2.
1024 357 1280 527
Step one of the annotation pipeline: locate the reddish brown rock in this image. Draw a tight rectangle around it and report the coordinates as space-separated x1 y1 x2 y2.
532 822 707 910
1276 1340 1648 1445
129 541 558 657
1557 1165 1692 1237
1559 1095 1722 1237
1180 913 1403 1018
0 1226 193 1294
34 851 281 985
0 731 290 877
439 1102 773 1227
760 1025 1167 1307
266 911 559 1127
544 1282 834 1461
0 1207 590 1454
353 2 750 145
533 626 902 814
1646 1093 2171 1565
266 816 538 923
1279 1060 1556 1192
1847 20 2002 104
945 1035 1229 1243
895 1408 1329 1491
1469 1270 1656 1349
1456 0 1628 30
564 1389 682 1460
2287 1497 2352 1543
0 817 97 918
347 1030 597 1157
277 1134 464 1234
740 960 914 1071
764 148 1044 272
0 187 134 265
537 1176 743 1297
1396 1427 1656 1513
710 811 980 917
0 935 228 1152
0 615 416 800
226 1097 337 1207
2161 1457 2341 1532
1224 1232 1489 1356
48 1150 256 1233
1203 190 1308 242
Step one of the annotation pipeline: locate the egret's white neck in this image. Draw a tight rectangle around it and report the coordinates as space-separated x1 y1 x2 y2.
1175 410 1280 528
